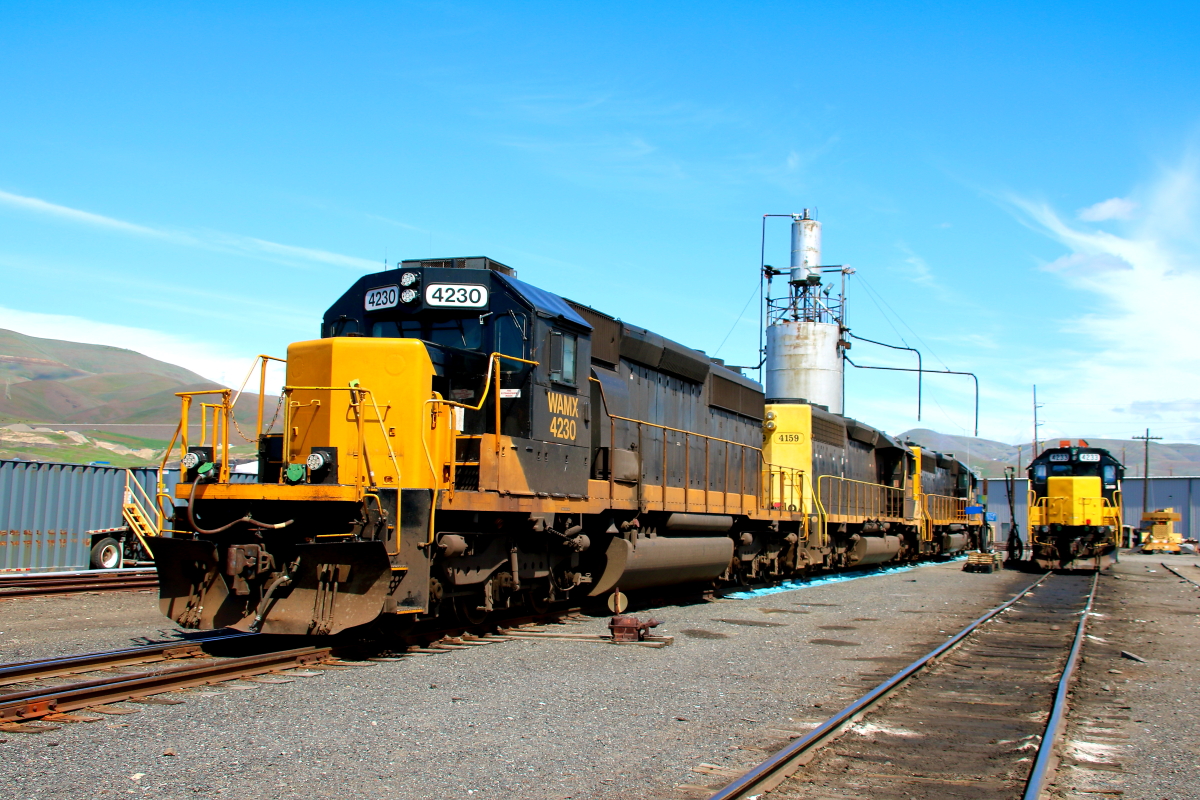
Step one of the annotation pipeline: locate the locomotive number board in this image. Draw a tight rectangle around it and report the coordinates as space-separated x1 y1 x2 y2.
425 284 489 308
364 285 399 310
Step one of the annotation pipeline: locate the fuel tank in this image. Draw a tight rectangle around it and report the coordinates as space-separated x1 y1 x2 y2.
941 533 969 553
590 535 733 594
849 534 902 566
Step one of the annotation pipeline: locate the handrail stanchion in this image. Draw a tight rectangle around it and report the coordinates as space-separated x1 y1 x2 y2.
609 415 616 502
704 438 710 513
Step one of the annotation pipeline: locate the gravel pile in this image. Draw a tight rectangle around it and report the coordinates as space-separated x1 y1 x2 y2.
0 561 1037 799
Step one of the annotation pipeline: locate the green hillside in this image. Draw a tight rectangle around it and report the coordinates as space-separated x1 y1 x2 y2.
0 329 273 465
0 329 222 425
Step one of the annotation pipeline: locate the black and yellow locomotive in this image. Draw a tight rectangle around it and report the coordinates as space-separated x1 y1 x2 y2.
1026 441 1123 570
149 257 982 635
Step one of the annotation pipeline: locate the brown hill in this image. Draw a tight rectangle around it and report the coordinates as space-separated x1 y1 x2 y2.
0 329 241 426
899 428 1200 478
0 329 208 384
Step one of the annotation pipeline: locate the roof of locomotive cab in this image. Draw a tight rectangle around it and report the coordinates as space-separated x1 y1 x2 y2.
495 273 590 330
322 262 590 331
1030 445 1123 465
330 258 760 393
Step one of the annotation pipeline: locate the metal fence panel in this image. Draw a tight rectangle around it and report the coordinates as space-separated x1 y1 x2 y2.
0 460 259 572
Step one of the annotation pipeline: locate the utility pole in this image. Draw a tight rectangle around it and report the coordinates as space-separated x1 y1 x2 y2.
1032 385 1044 457
1133 428 1162 519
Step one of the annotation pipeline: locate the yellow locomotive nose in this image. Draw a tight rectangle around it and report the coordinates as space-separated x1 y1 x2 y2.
1041 476 1105 527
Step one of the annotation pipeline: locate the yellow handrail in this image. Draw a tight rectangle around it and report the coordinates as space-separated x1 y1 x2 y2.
590 374 816 515
1027 493 1123 545
802 470 827 547
924 493 970 524
175 388 234 484
155 420 182 526
279 384 394 491
122 470 157 558
422 353 540 492
817 475 905 520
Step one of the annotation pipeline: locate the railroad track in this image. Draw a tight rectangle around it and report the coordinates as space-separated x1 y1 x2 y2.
0 568 159 599
706 571 1097 800
0 631 350 732
0 608 605 734
1159 561 1200 586
0 630 256 688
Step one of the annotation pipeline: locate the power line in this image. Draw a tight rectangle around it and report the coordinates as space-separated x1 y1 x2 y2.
856 274 953 371
713 279 763 357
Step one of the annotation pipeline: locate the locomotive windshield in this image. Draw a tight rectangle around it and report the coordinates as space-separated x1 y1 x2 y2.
1029 446 1124 498
370 317 485 350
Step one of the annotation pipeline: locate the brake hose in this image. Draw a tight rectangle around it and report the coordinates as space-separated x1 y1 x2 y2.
188 479 294 535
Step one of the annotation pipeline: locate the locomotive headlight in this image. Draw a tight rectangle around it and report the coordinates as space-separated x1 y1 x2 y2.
400 271 419 287
306 452 327 471
181 452 200 469
401 288 419 303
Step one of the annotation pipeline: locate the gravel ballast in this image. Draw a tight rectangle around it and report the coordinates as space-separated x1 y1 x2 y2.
1 561 1040 799
1056 551 1200 800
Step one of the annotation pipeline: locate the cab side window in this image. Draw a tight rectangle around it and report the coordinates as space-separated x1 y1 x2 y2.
497 313 526 360
549 330 577 384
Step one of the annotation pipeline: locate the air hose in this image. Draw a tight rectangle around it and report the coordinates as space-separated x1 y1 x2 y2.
188 473 295 535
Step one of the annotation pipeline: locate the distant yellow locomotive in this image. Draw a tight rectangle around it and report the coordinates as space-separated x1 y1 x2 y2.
148 255 983 636
1027 440 1123 570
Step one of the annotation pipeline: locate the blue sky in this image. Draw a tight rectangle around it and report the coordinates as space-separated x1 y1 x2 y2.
2 2 1199 445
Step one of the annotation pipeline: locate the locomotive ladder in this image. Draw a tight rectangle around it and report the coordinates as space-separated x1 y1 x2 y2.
121 470 160 559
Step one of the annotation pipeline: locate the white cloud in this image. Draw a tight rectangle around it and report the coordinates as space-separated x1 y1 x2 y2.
0 188 168 238
891 242 937 287
0 306 284 391
0 188 380 272
1042 252 1133 274
1009 154 1200 442
1077 197 1137 222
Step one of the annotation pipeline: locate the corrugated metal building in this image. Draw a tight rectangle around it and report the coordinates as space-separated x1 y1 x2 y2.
0 459 252 572
985 476 1200 542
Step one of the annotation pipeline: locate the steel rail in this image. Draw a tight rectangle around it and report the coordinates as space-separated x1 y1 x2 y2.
0 630 256 687
707 572 1054 800
1022 571 1099 799
0 569 158 598
0 645 330 722
1160 562 1200 587
0 568 157 585
0 567 155 581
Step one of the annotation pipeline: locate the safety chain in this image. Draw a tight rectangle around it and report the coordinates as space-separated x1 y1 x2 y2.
231 394 285 444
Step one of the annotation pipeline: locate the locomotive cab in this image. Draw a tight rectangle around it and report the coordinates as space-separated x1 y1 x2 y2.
324 257 595 497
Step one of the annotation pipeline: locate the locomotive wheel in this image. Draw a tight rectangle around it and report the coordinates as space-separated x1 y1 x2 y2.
527 581 552 614
455 595 488 625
